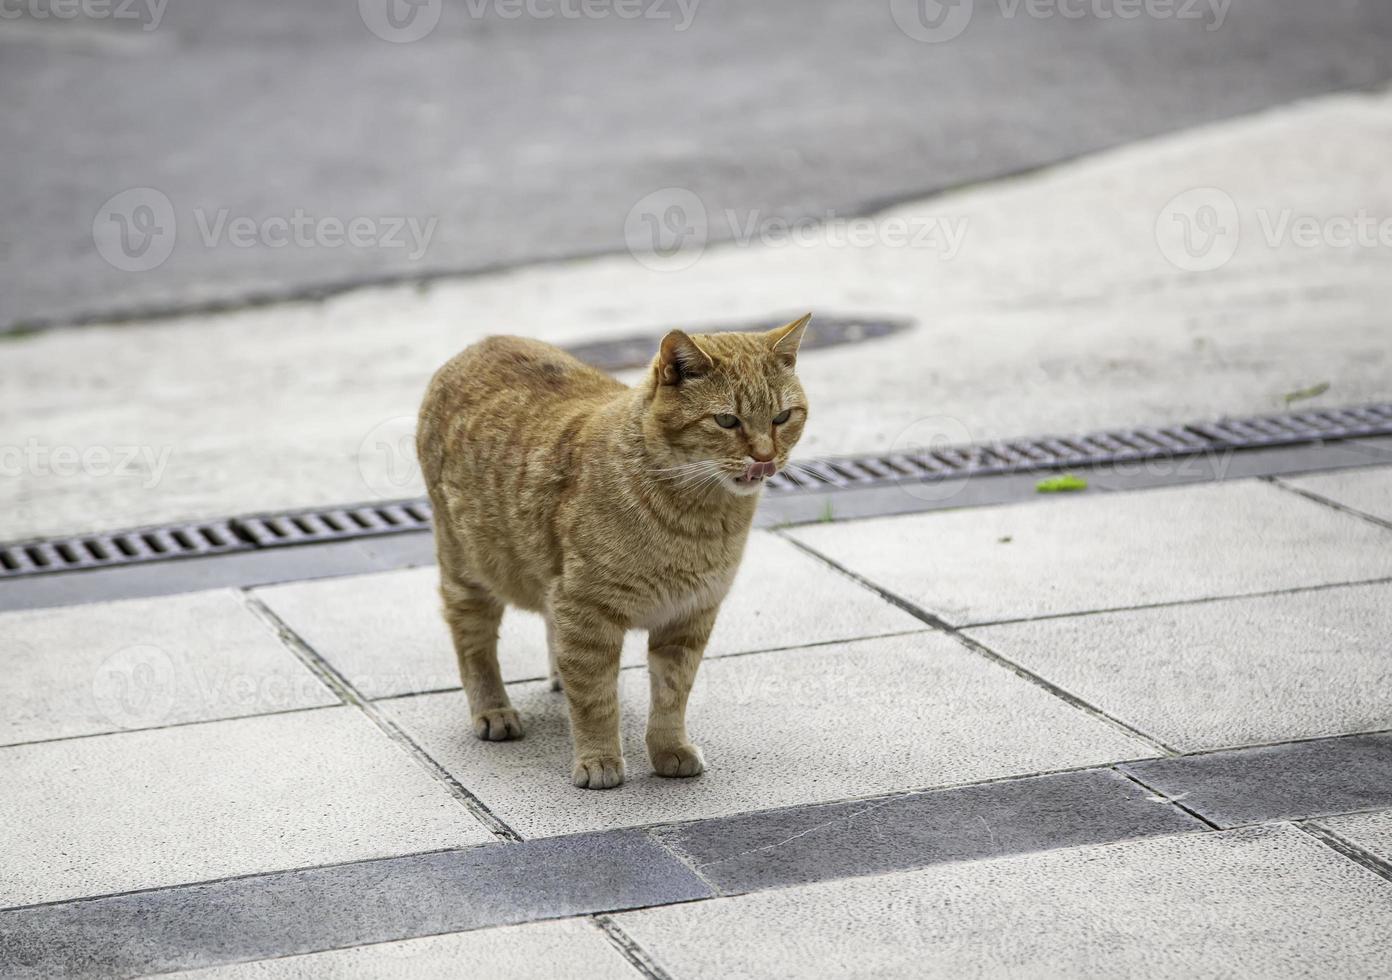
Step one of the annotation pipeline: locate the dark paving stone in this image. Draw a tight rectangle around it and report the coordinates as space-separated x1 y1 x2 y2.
650 768 1203 895
1123 733 1392 828
0 829 710 980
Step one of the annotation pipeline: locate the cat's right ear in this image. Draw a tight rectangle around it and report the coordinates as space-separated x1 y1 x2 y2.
657 330 715 386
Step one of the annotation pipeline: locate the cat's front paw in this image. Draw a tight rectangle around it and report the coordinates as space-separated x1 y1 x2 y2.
572 754 625 790
650 743 705 778
472 708 524 742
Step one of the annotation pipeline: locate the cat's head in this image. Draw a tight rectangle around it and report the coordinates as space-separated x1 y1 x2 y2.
645 314 811 498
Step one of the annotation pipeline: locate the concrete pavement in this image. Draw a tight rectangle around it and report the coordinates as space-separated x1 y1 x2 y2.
3 467 1391 976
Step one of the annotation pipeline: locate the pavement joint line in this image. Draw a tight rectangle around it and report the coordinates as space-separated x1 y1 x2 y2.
1266 476 1392 535
0 841 490 916
591 915 679 980
775 533 1179 758
240 593 523 844
641 827 721 894
0 701 343 752
362 628 937 704
1110 768 1222 831
1142 726 1392 762
1293 822 1392 885
957 575 1392 630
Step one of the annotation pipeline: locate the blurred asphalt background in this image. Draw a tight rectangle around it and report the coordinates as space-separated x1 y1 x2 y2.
5 0 1392 329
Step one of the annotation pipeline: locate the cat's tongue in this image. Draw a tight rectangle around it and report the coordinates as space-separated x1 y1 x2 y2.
740 461 778 483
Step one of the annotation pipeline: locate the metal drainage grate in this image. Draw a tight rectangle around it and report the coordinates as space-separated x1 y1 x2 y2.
2 403 1389 580
564 314 911 372
233 500 433 548
0 521 245 577
0 500 433 580
765 403 1392 492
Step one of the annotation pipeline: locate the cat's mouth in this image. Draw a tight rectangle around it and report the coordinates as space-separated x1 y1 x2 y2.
727 461 779 495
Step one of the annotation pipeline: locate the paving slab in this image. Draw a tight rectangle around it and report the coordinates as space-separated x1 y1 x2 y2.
1283 466 1392 524
380 633 1154 839
1 589 337 746
615 824 1392 979
1122 732 1392 828
967 582 1392 752
0 708 492 908
1316 809 1392 866
162 919 637 980
651 767 1202 895
255 533 921 698
0 830 703 980
787 480 1392 625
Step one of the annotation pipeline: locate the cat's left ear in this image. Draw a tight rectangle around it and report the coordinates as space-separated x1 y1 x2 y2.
658 330 716 386
767 313 812 368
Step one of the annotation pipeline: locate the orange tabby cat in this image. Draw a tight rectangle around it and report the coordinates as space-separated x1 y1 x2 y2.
417 315 811 789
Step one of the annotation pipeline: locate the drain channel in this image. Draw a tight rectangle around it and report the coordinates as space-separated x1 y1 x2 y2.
2 403 1388 580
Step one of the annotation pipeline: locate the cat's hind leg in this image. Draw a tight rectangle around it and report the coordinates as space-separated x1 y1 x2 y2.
440 574 522 741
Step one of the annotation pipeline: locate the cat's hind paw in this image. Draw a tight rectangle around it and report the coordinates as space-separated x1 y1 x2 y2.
572 754 625 790
650 743 705 778
472 708 524 742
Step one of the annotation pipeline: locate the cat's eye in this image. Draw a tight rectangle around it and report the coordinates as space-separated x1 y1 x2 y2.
772 409 793 425
713 414 740 429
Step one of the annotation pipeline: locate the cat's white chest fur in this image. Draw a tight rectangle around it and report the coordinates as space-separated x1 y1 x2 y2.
635 565 738 631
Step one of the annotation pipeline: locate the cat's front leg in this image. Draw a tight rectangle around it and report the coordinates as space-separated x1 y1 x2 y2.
645 606 717 779
550 592 626 789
